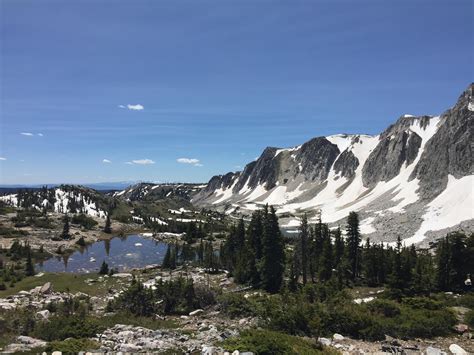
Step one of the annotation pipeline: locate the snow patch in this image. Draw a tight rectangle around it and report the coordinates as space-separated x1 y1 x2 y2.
402 175 474 245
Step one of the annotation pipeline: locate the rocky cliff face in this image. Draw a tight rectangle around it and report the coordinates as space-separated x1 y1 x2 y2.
193 84 474 245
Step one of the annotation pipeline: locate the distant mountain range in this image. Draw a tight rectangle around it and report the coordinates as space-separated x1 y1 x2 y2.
0 181 144 191
193 84 474 246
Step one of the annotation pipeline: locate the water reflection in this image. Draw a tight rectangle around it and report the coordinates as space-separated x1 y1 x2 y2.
36 235 169 273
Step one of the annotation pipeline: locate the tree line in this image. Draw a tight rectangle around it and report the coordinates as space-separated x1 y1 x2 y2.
218 206 473 295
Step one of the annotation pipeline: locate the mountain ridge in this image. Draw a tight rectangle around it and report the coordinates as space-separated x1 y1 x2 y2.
193 84 474 246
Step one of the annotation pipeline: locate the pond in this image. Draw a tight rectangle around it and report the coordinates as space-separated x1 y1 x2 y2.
36 234 169 273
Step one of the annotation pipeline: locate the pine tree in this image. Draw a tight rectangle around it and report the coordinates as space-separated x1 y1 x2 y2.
288 248 300 291
334 227 344 266
299 214 310 285
363 238 379 286
60 214 70 240
25 247 35 276
346 211 361 281
99 260 109 275
104 214 112 234
388 236 404 298
319 229 333 282
435 236 451 291
162 245 172 269
309 215 324 282
247 211 263 260
260 206 285 293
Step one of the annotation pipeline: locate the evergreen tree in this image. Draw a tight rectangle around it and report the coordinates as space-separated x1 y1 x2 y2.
288 248 300 291
363 239 379 286
309 215 324 282
346 211 361 281
334 227 344 266
162 245 173 269
60 214 70 240
260 206 285 293
99 260 109 275
185 221 197 243
319 229 333 282
247 211 263 260
435 236 451 291
104 213 112 234
25 247 35 276
388 236 404 298
299 214 310 285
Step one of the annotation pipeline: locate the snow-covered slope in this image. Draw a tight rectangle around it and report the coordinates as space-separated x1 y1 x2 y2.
113 182 205 202
193 84 474 245
0 185 108 218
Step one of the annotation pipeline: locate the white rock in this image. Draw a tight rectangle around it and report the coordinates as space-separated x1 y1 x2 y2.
449 344 467 355
425 346 445 355
333 333 344 341
202 345 216 354
36 310 50 320
189 309 204 316
318 337 331 346
17 336 47 347
112 273 133 278
232 351 240 355
40 282 52 294
119 344 142 352
52 351 62 355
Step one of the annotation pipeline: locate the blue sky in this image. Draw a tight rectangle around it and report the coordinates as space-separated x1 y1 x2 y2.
0 0 472 185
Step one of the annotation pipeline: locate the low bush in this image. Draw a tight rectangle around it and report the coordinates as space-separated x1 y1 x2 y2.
44 338 99 353
218 293 256 318
32 315 103 341
221 329 335 355
71 214 98 230
465 309 474 327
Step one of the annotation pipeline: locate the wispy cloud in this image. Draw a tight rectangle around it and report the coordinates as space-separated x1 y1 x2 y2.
20 132 34 136
125 159 155 165
37 133 44 137
119 104 144 111
102 159 112 163
177 158 202 167
177 158 199 164
0 157 6 161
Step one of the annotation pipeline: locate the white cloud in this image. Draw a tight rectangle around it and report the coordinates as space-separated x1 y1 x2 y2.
177 158 200 164
126 159 155 165
102 159 112 163
21 132 34 136
0 157 6 161
119 104 144 111
194 163 203 167
37 133 44 137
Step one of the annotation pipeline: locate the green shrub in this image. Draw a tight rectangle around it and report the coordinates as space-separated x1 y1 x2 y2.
257 294 323 337
45 338 99 353
32 315 103 341
465 309 474 327
218 293 256 318
325 303 385 341
367 299 401 317
71 214 98 230
221 329 334 355
402 297 442 310
110 277 203 316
